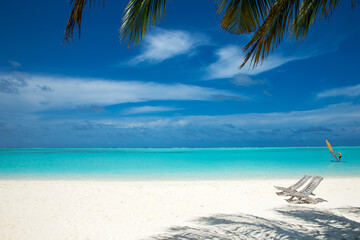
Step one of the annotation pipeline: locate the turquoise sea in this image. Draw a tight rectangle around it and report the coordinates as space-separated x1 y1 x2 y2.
0 147 360 180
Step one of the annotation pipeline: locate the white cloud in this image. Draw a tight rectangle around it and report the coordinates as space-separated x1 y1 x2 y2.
317 84 360 98
123 106 181 115
183 102 359 130
123 119 188 129
130 29 208 64
231 74 257 86
231 74 267 87
205 45 305 79
4 101 360 147
82 102 360 131
263 90 272 97
0 72 239 112
8 60 22 68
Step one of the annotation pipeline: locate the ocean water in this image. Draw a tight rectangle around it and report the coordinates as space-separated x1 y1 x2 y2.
0 147 360 180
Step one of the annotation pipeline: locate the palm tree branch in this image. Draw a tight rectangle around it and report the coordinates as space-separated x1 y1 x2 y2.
217 0 277 34
64 0 104 43
290 0 341 40
120 0 168 47
241 0 301 68
291 0 359 40
241 0 358 68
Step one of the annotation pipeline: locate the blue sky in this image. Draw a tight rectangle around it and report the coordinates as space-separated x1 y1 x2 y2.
1 0 360 147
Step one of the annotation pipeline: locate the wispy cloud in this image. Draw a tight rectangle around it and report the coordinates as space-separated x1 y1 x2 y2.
176 102 360 130
8 60 22 68
212 94 246 101
123 106 181 115
0 72 240 112
231 74 266 87
72 102 360 131
205 45 304 79
293 126 332 134
130 29 208 64
3 102 360 147
0 73 27 94
263 90 272 97
123 118 188 129
317 84 360 98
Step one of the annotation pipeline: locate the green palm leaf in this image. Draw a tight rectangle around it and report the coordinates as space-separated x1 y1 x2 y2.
240 0 302 68
64 0 104 42
120 0 168 47
241 0 358 68
217 0 276 34
290 0 341 40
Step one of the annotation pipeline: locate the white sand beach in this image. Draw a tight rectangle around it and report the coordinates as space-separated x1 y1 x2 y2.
0 178 359 239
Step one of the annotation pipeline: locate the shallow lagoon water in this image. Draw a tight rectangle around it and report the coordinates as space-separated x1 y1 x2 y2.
0 147 359 179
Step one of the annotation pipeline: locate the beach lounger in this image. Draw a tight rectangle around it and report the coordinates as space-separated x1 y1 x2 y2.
274 174 312 196
284 176 324 204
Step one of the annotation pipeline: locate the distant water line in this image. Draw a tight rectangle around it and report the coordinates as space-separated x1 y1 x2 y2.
0 147 360 180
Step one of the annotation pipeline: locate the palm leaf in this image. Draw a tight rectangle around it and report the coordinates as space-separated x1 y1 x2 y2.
291 0 359 40
290 0 341 40
64 0 104 42
217 0 276 34
120 0 168 47
241 0 358 68
241 0 301 68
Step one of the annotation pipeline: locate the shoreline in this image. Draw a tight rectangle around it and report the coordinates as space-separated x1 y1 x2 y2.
1 177 359 239
1 175 360 181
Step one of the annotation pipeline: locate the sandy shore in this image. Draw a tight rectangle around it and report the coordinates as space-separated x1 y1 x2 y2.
0 178 359 239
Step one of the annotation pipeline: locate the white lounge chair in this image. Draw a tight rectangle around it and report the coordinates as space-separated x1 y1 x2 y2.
274 174 312 196
284 176 324 204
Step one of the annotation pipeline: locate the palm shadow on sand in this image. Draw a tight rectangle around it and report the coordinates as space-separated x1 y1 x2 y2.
148 206 360 240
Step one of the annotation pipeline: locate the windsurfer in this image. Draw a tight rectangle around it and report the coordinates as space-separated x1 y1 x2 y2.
337 152 342 162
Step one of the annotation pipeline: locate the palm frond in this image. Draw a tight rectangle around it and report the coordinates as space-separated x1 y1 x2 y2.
353 0 360 7
120 0 168 47
290 0 341 40
291 0 359 40
241 0 358 68
64 0 104 43
217 0 276 34
241 0 301 68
